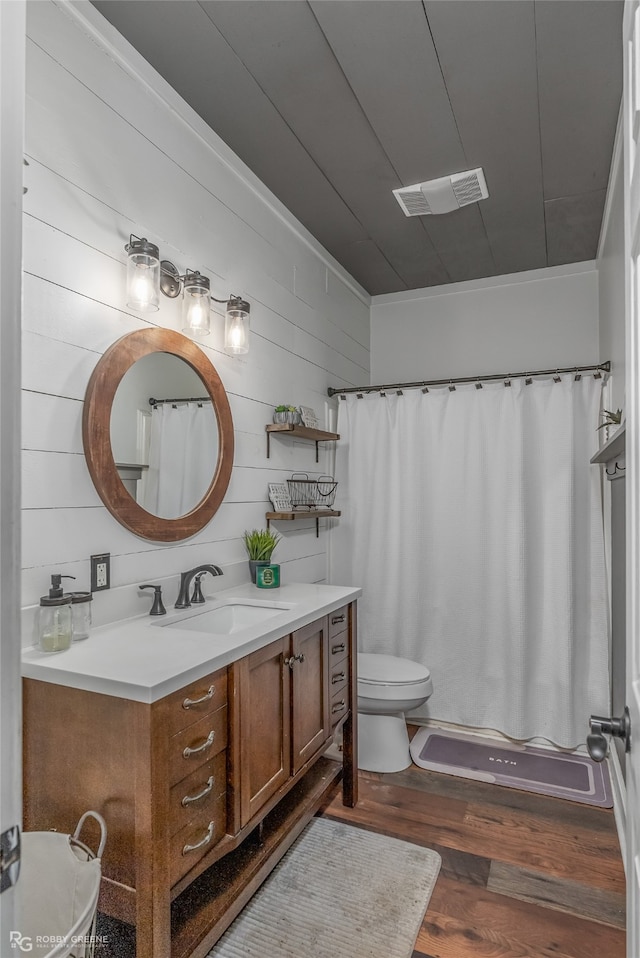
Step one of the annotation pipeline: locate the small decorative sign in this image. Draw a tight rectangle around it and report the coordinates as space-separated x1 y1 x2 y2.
268 482 293 512
298 405 319 429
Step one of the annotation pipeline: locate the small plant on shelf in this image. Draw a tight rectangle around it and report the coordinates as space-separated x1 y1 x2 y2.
597 408 623 431
273 405 300 424
597 408 623 443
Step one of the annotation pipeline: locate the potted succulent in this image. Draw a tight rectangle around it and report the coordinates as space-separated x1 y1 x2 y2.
597 408 623 441
273 404 300 425
243 528 282 583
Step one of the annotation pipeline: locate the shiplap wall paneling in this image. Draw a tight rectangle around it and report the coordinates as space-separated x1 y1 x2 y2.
22 0 369 624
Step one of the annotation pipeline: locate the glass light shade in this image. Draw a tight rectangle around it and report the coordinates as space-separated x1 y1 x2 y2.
224 299 250 355
125 237 160 312
182 272 211 337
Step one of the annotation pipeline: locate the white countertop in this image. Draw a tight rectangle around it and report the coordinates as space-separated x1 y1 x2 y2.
22 582 361 703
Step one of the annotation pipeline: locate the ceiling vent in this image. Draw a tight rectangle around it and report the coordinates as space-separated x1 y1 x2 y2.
393 167 488 216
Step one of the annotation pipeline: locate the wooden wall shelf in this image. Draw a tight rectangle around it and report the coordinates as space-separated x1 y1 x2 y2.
266 424 340 462
266 509 341 537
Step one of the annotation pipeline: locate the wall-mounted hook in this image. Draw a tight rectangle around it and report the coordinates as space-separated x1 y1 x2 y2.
605 462 625 478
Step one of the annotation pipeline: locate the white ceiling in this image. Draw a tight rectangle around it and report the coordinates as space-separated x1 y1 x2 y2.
92 0 624 296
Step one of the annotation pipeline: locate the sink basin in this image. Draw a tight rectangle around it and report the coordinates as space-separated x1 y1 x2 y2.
166 602 291 635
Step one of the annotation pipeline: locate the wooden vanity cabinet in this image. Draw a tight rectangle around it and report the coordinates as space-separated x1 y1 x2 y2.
22 603 357 958
236 617 330 826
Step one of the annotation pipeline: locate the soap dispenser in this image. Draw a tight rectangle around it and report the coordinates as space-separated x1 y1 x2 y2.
35 574 73 653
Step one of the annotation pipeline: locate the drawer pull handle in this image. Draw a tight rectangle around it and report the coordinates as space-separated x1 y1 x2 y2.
182 821 214 855
284 653 305 669
331 614 346 625
331 671 346 684
182 685 215 709
183 730 215 758
331 700 346 714
181 776 215 806
331 643 346 654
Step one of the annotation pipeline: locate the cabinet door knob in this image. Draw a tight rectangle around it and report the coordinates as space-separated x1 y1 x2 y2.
181 775 215 806
332 671 346 685
331 614 346 625
182 685 215 709
183 730 215 758
331 642 346 654
182 821 214 855
332 700 346 714
284 653 305 669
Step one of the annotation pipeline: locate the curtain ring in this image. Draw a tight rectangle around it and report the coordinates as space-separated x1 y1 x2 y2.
422 385 429 394
553 369 561 383
594 370 602 379
396 389 403 396
504 377 511 387
574 368 582 381
475 380 483 390
525 375 532 385
356 393 363 399
448 381 456 392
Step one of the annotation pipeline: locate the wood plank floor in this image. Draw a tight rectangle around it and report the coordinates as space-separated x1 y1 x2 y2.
97 752 626 958
321 756 626 958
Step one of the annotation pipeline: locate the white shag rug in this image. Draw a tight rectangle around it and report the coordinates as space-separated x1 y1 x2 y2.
207 817 441 958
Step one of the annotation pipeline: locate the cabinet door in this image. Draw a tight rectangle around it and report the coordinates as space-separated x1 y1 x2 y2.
291 617 330 774
238 636 291 825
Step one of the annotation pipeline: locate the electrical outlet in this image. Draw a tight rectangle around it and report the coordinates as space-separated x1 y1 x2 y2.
91 553 110 592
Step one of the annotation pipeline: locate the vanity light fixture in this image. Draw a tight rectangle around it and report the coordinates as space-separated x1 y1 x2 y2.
124 237 250 348
125 235 160 312
219 295 250 355
181 270 211 337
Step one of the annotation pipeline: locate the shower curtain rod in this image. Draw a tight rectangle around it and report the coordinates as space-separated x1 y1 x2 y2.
148 396 211 406
327 361 610 397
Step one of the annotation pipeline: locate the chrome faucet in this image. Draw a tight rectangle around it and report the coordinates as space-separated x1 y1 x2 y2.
175 565 223 609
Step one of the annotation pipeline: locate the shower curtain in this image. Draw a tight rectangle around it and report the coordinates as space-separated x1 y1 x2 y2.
332 375 609 748
143 402 217 519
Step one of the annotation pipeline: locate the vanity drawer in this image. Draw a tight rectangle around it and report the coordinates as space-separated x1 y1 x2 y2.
169 706 228 786
328 606 349 640
169 791 227 887
163 668 228 737
330 689 348 730
169 750 227 837
329 659 348 698
329 635 348 666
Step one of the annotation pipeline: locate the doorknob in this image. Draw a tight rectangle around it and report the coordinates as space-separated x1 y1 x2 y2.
587 707 631 762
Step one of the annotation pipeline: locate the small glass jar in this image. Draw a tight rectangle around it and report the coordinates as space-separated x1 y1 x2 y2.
68 591 93 641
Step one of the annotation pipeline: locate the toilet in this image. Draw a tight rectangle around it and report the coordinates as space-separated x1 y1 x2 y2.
357 652 433 773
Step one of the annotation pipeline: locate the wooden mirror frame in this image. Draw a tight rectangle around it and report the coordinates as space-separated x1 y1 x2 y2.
82 327 234 542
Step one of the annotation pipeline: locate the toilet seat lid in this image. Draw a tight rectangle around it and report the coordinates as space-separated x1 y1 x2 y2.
358 652 431 685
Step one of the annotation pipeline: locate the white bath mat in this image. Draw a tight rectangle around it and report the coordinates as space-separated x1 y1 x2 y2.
207 816 441 958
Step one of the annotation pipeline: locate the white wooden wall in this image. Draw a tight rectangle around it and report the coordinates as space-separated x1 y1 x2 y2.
22 0 370 628
370 262 600 385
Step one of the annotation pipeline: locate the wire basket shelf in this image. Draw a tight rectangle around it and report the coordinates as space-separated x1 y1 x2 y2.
287 473 338 510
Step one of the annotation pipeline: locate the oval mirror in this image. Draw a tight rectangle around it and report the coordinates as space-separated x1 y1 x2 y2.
83 328 234 541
